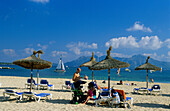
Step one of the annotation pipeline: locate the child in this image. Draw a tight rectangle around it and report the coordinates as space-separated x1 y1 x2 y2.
83 82 96 104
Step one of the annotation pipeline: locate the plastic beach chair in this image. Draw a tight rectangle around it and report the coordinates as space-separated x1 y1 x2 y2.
25 79 37 89
39 80 54 90
21 92 52 103
95 89 111 106
133 87 148 94
148 85 161 95
3 89 23 101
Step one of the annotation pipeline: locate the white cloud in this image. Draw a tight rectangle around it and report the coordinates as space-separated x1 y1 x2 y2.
49 41 56 45
76 42 98 49
24 48 34 54
29 0 49 3
52 51 67 57
37 43 48 50
96 51 104 57
66 42 98 55
105 35 139 48
106 35 163 50
142 53 168 62
143 53 152 57
3 49 16 56
126 21 152 32
139 36 162 50
164 39 170 48
111 53 131 58
83 51 92 56
168 51 170 56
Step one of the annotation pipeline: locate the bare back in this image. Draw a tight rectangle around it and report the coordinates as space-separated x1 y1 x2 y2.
72 72 80 82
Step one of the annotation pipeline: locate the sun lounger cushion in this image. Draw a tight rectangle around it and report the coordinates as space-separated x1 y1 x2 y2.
3 90 23 101
40 80 48 84
27 79 37 84
134 88 139 91
35 93 51 97
126 97 132 101
65 81 71 85
100 89 110 96
5 90 15 93
151 85 160 90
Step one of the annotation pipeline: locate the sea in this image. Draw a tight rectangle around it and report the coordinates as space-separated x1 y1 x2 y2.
0 64 170 83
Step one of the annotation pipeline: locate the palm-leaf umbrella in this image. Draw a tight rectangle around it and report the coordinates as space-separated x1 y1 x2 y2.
135 56 161 88
79 52 97 81
13 51 52 92
90 46 130 93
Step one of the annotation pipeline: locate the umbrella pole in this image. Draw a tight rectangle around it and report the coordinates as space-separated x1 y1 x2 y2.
108 69 110 96
92 70 93 82
30 69 33 92
37 70 39 90
147 69 148 89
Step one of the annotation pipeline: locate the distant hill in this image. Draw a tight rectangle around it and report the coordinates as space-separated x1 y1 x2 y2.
0 62 13 65
65 55 170 70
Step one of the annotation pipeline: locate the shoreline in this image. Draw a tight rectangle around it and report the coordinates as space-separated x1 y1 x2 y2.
0 75 170 84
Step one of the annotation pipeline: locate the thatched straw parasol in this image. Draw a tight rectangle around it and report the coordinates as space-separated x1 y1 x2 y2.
13 51 52 92
135 56 161 88
79 52 97 81
90 46 130 93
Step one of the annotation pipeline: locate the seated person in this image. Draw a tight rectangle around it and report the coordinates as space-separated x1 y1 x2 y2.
83 82 96 104
84 75 88 80
94 80 108 90
117 80 123 85
72 68 83 89
131 83 137 86
102 80 106 84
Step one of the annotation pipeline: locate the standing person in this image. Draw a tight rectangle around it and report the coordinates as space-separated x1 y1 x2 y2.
72 68 83 89
84 75 88 80
151 78 154 83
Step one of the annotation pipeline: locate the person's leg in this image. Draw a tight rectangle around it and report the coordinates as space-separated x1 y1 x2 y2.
82 96 90 104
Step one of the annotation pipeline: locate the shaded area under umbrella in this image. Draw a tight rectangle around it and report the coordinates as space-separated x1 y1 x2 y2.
90 46 130 93
135 56 161 88
13 51 52 92
79 52 97 81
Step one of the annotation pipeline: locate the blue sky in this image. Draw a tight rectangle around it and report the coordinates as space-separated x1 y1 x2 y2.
0 0 170 63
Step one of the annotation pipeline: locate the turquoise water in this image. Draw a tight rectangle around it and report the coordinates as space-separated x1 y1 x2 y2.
0 65 170 83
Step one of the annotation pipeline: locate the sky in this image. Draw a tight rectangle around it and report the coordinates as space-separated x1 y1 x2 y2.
0 0 170 63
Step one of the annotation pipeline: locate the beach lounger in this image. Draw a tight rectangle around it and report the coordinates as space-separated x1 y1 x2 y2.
133 87 148 94
95 89 111 106
3 89 23 101
62 81 72 89
148 85 161 95
25 79 37 89
21 92 52 103
38 80 54 90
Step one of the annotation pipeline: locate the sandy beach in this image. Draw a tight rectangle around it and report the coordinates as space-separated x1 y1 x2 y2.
0 76 170 111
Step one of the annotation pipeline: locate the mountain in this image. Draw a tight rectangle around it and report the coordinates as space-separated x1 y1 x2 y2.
65 56 91 67
65 55 170 70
